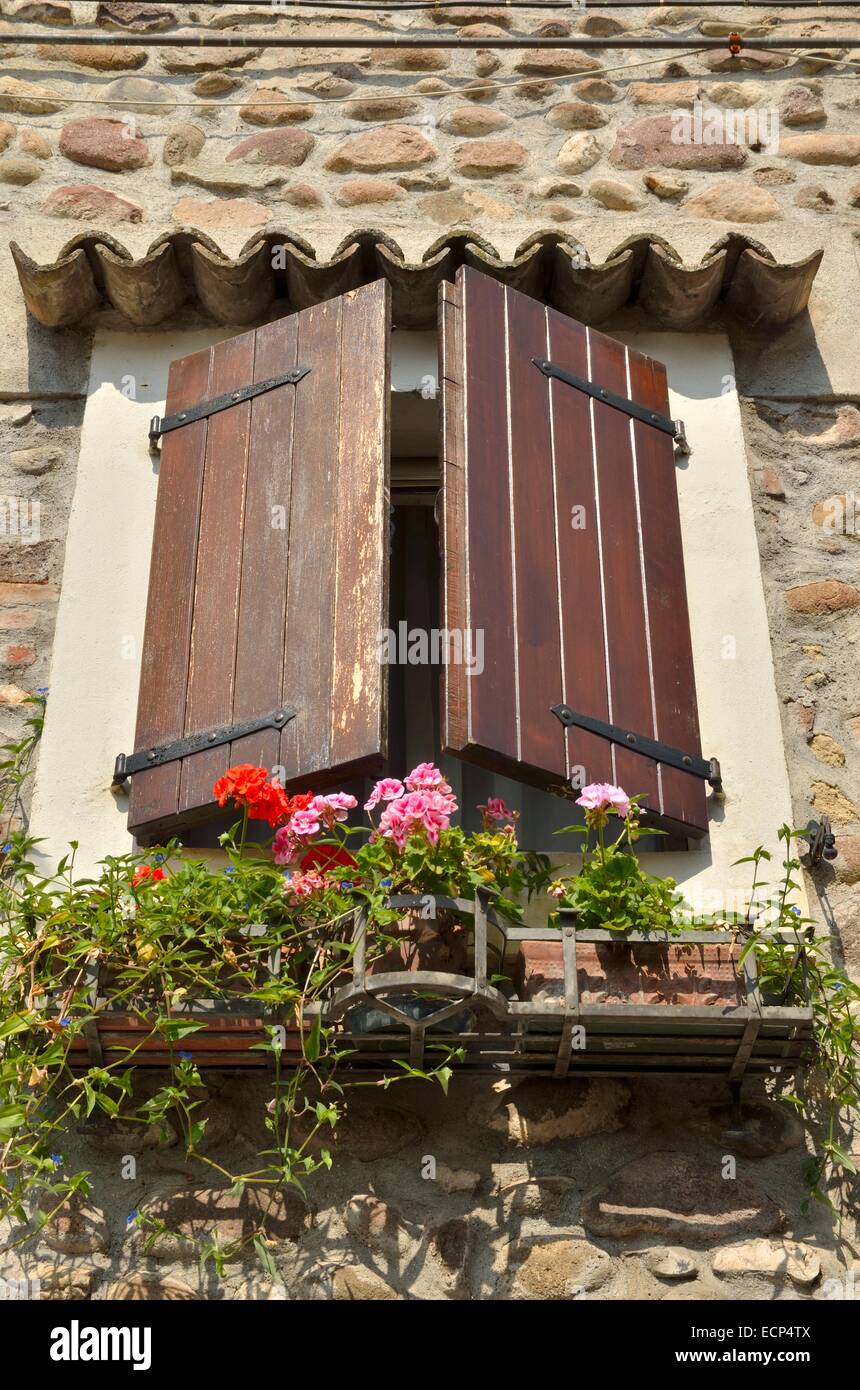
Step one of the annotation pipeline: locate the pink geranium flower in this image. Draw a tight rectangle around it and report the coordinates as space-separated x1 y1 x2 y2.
364 778 404 812
311 792 357 824
405 762 451 794
479 797 517 827
575 783 632 820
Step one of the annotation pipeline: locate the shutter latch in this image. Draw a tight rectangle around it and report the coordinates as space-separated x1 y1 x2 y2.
113 708 296 789
149 366 311 450
551 704 723 793
532 358 689 454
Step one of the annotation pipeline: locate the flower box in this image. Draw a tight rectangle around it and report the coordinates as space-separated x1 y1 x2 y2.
54 928 303 1071
320 897 814 1085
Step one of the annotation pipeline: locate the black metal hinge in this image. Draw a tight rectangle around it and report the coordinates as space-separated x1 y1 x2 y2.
113 708 296 788
149 366 311 449
532 357 689 454
551 703 722 792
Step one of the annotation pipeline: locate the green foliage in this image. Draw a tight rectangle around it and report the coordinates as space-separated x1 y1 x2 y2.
0 715 857 1261
550 796 684 933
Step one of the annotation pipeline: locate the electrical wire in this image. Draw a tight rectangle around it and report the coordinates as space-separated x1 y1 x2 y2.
7 33 860 48
46 0 860 8
14 38 860 114
7 45 719 109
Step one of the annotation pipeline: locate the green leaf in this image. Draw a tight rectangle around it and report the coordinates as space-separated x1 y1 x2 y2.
254 1235 279 1281
0 1103 26 1136
304 1013 321 1064
0 1013 30 1041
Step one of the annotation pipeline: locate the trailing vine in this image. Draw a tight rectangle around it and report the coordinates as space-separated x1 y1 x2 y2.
0 726 857 1277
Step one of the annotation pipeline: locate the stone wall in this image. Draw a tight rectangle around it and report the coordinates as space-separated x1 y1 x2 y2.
0 3 858 1301
2 1074 857 1301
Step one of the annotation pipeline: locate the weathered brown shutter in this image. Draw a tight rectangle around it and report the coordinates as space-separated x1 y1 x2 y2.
128 278 391 841
440 266 709 837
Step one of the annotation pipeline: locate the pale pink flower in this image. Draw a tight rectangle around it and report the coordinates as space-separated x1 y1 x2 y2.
575 783 632 819
284 868 326 903
272 826 300 865
289 808 322 839
364 778 405 812
405 761 450 794
311 792 357 823
548 881 566 900
479 797 517 825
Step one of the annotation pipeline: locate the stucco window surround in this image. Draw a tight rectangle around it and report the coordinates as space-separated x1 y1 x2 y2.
28 316 798 922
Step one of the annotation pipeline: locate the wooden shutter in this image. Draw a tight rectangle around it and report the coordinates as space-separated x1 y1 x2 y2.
128 278 391 841
440 266 709 838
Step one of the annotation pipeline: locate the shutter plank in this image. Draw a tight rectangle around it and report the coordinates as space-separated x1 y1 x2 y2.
128 346 212 834
628 351 708 834
507 290 565 777
278 297 343 784
180 330 255 813
545 309 614 789
439 279 468 754
460 269 518 765
330 280 391 771
230 312 299 774
588 329 661 814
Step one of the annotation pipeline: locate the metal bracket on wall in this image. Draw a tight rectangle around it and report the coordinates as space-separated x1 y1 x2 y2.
113 708 296 788
551 703 723 793
803 817 837 867
532 357 689 455
148 366 311 449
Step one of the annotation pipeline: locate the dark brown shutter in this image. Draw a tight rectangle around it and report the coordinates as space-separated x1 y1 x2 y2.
128 278 391 840
440 266 708 837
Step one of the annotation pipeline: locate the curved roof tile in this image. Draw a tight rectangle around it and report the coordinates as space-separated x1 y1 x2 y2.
10 228 822 331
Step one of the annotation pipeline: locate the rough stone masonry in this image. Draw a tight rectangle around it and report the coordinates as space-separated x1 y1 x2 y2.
0 2 858 1301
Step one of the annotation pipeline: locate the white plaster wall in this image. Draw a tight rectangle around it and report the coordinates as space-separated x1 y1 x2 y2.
30 326 798 919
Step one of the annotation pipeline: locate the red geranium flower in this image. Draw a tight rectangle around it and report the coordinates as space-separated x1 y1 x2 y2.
246 780 292 828
213 764 269 809
213 764 296 828
132 865 165 888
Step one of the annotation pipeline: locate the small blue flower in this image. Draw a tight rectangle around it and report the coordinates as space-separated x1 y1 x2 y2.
127 1210 138 1227
178 1050 192 1061
790 905 801 916
50 1154 62 1168
380 878 392 888
340 880 353 890
36 687 49 694
225 867 235 876
59 1017 71 1028
282 871 292 882
1 844 10 855
154 853 165 864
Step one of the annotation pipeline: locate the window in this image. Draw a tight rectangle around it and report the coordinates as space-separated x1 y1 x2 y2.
125 268 713 851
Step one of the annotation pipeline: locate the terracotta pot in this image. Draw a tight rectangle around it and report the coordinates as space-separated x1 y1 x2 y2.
515 937 744 1008
367 910 469 975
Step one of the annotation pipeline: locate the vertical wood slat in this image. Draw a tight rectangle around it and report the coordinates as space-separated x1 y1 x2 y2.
128 279 390 840
230 311 299 773
588 330 661 815
546 310 614 789
628 352 707 833
440 265 709 837
180 330 256 813
439 278 468 756
331 280 391 770
128 347 213 831
279 295 343 784
507 285 565 776
460 267 518 765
